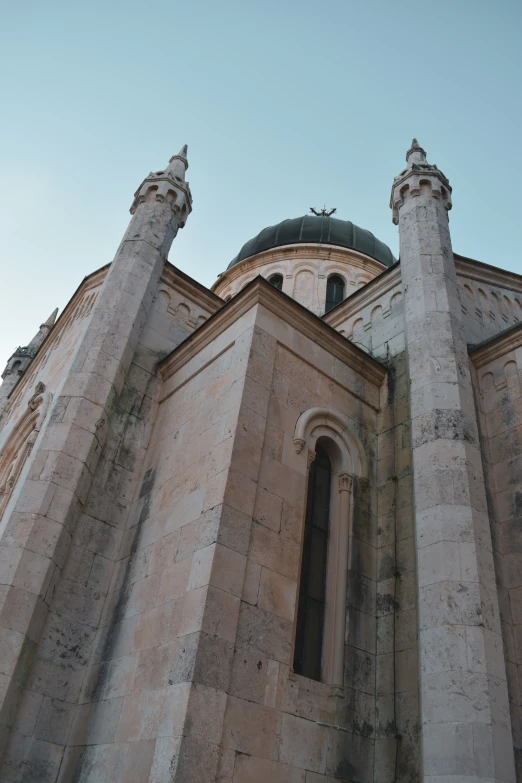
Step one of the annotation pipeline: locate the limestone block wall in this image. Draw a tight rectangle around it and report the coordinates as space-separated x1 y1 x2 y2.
212 244 385 317
456 256 522 346
45 279 391 783
0 266 221 781
232 332 379 783
471 327 522 779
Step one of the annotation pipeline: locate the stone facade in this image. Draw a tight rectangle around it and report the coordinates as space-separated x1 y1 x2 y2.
0 141 520 782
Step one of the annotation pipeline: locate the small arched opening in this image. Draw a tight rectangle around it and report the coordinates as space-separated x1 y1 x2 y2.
325 275 345 313
268 273 283 291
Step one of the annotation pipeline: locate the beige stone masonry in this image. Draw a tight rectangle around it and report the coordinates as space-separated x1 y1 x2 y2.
62 275 386 782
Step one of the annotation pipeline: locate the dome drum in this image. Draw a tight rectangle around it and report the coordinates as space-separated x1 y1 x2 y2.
227 215 395 270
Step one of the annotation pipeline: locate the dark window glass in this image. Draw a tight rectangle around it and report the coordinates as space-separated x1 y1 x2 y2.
293 444 331 681
325 275 345 312
268 274 283 291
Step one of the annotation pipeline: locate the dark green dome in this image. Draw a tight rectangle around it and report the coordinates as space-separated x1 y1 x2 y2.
227 215 395 269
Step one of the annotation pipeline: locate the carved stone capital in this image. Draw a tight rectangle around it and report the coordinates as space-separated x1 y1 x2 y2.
307 451 316 468
338 473 354 493
293 437 306 454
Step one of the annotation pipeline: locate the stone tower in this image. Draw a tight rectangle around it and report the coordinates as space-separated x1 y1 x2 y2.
0 147 192 778
391 140 516 782
0 309 58 417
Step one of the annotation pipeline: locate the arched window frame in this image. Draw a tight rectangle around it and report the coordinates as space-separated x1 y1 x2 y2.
292 407 367 686
325 274 345 313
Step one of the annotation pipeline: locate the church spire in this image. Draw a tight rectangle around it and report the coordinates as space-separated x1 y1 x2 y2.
130 145 192 225
27 307 59 349
0 306 58 417
42 308 58 328
166 144 189 180
390 138 451 224
405 137 428 166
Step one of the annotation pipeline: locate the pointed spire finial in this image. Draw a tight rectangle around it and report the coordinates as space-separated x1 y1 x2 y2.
406 138 427 165
42 308 58 329
166 144 189 179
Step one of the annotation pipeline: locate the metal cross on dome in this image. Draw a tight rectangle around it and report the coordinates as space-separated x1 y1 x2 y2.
310 205 337 217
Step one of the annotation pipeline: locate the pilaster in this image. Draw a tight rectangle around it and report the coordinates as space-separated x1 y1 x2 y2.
392 140 515 782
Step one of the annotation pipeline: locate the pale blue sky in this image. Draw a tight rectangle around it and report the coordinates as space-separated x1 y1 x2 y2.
1 0 520 369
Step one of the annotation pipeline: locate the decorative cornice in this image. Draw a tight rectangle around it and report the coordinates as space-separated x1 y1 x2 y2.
130 174 192 218
469 321 522 368
161 263 223 313
323 264 401 329
455 255 522 294
159 278 387 388
211 243 386 294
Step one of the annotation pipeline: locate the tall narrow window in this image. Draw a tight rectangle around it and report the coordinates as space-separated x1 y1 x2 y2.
325 275 345 312
268 274 283 291
293 444 332 681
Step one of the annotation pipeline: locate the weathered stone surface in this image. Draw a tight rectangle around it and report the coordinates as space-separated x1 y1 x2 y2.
0 141 520 782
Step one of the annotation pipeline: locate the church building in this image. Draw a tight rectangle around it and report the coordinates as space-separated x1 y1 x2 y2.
0 140 521 782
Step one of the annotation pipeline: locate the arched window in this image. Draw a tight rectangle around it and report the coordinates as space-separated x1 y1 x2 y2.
293 443 331 681
268 274 283 291
325 275 345 312
292 408 367 686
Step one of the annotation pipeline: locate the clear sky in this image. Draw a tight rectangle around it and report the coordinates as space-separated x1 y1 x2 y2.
0 0 520 369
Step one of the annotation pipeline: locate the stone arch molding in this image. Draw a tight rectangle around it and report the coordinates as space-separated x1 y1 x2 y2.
0 382 53 518
293 406 367 478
